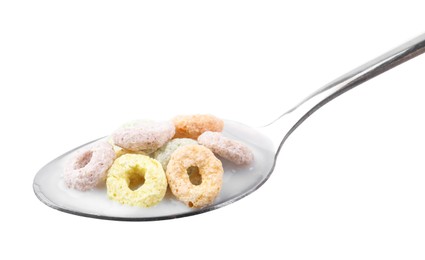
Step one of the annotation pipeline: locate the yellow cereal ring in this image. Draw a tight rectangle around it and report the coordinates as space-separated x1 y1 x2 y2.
114 148 147 158
106 154 167 208
166 145 223 208
173 114 224 139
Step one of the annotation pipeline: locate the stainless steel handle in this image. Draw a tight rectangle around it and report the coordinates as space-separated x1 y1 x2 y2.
265 33 425 155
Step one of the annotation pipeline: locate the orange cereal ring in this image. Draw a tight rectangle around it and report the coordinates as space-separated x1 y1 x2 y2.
173 114 224 139
166 145 223 208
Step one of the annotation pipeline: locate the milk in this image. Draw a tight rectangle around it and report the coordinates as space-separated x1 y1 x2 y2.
33 120 275 220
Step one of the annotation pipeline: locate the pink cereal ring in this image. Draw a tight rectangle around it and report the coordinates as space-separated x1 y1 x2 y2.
112 121 175 152
63 141 116 191
198 131 254 165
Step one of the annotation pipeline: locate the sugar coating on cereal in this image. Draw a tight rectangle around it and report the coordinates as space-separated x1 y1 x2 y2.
166 145 223 208
173 114 224 139
153 138 198 170
198 131 254 165
114 148 148 158
63 141 116 191
62 114 255 210
106 154 167 208
108 136 148 158
112 120 175 152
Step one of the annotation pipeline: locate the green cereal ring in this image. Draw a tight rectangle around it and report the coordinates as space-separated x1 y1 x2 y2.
152 138 198 170
106 154 167 208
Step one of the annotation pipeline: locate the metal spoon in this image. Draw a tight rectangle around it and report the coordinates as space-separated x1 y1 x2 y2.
33 33 425 221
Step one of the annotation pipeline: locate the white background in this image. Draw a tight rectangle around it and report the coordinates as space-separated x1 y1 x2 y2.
1 1 425 259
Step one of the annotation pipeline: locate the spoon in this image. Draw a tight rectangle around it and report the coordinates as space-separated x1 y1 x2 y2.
33 33 425 221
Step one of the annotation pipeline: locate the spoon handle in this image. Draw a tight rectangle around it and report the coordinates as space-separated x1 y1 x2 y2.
265 33 425 154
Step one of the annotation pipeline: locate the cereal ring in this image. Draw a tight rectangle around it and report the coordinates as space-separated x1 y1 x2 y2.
152 138 198 170
107 136 142 157
106 154 167 207
166 145 223 208
112 120 175 152
114 148 147 158
63 141 116 191
173 114 224 139
198 131 254 165
108 135 151 158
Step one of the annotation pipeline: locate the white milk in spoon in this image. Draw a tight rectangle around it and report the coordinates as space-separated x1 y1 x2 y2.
34 120 275 219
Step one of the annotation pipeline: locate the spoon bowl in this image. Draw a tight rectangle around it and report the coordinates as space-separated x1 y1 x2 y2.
33 33 425 221
33 120 275 220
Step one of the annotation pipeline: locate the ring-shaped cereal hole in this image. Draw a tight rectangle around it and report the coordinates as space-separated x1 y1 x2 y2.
74 150 93 169
166 145 223 208
106 154 167 208
128 168 146 191
187 166 202 186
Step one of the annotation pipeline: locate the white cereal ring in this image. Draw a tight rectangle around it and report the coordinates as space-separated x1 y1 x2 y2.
166 145 223 208
112 120 175 153
106 154 167 208
107 134 149 158
152 138 198 170
63 141 116 191
198 131 254 165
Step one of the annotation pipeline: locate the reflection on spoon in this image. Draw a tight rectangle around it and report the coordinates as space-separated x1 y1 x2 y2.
33 33 425 221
